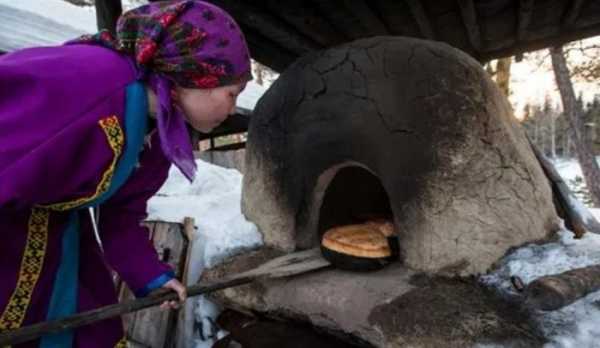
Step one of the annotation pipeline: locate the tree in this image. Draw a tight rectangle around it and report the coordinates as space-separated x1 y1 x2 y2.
484 57 512 98
251 61 277 86
550 45 600 207
543 96 557 158
495 57 512 97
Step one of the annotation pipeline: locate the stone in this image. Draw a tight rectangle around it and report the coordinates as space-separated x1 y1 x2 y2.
202 248 545 347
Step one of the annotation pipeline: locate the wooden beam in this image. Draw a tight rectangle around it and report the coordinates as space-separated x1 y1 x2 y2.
517 0 535 42
243 29 297 72
95 0 122 35
312 0 368 40
525 264 600 311
480 21 600 61
205 141 247 152
563 0 586 28
342 0 389 36
457 0 483 52
405 0 436 40
197 113 250 141
207 0 320 56
264 0 346 46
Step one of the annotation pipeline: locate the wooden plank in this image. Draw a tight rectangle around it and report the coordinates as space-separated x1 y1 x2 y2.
405 0 436 40
175 218 196 348
95 0 122 35
517 0 535 41
370 0 421 37
197 113 250 141
457 0 483 52
563 0 586 27
122 222 188 348
525 264 600 311
243 29 297 72
207 0 320 55
311 0 368 40
479 21 600 61
264 0 346 46
530 140 600 237
342 0 388 36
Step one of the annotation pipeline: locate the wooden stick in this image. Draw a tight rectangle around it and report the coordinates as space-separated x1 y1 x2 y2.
529 139 600 237
0 248 330 346
524 264 600 311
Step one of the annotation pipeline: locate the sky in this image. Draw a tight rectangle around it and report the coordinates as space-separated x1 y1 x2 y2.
508 36 600 119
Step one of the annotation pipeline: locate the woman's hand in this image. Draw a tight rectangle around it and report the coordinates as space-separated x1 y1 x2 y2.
159 278 187 310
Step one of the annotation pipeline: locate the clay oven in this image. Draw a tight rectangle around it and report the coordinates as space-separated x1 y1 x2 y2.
241 36 559 276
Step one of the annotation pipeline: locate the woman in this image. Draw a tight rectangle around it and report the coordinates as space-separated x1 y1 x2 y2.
0 1 251 347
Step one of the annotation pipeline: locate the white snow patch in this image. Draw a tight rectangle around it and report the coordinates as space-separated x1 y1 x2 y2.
480 157 600 347
0 0 97 33
481 229 600 347
147 159 262 347
567 193 600 227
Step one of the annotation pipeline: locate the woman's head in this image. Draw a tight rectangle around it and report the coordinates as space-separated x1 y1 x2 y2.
71 0 252 180
115 0 252 88
174 82 244 133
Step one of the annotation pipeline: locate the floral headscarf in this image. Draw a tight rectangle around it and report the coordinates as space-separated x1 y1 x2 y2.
70 0 252 181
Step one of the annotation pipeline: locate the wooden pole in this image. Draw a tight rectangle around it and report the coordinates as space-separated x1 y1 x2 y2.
529 138 600 237
0 248 329 346
95 0 122 35
524 264 600 311
0 277 253 346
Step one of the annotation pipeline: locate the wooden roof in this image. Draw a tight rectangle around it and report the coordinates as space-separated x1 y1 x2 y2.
205 0 600 71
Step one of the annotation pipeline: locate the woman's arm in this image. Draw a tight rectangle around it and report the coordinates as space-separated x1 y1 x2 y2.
97 132 180 297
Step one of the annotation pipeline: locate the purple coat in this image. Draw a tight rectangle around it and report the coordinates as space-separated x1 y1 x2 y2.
0 44 174 347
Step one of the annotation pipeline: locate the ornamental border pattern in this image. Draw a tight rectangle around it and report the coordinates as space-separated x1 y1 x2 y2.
0 208 50 332
40 115 125 211
0 115 124 337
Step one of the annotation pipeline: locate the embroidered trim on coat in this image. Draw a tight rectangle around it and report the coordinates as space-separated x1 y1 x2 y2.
0 208 50 331
114 337 128 348
40 115 125 211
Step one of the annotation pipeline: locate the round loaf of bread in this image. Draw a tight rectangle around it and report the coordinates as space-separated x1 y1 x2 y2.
321 222 398 271
321 224 391 258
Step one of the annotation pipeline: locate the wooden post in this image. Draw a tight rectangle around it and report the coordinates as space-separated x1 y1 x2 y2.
175 218 196 348
95 0 122 35
529 139 600 237
525 264 600 311
121 221 190 348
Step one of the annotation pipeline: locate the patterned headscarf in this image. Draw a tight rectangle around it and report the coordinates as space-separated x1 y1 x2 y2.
69 0 252 181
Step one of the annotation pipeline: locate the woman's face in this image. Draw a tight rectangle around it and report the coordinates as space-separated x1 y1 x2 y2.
174 82 245 133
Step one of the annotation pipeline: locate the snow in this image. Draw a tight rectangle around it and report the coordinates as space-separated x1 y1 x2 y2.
0 0 96 34
0 3 89 52
481 229 600 347
552 157 600 226
236 80 269 114
146 159 262 347
481 157 600 348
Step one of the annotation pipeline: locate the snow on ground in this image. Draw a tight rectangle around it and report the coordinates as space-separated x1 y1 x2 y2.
0 0 96 33
147 159 262 348
481 229 600 348
552 157 600 225
482 157 600 348
553 157 587 182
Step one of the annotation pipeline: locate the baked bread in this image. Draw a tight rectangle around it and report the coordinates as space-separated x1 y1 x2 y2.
321 221 398 271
